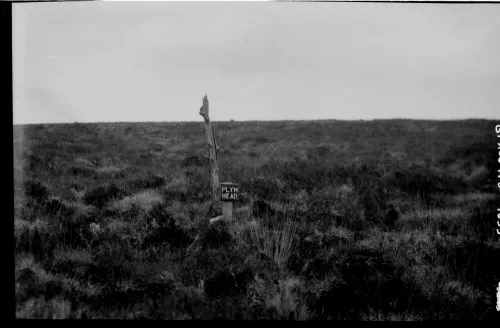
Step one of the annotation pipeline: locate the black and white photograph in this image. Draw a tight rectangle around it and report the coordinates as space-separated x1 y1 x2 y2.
12 1 500 320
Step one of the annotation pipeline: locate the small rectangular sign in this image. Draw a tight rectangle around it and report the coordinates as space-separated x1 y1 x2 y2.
220 183 239 202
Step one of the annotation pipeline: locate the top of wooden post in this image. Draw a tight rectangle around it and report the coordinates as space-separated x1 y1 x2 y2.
199 94 210 123
220 182 239 186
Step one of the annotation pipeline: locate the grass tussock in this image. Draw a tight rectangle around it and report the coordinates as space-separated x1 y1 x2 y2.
249 215 298 271
110 189 164 214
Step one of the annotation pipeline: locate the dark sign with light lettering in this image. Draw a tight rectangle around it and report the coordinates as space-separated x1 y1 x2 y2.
220 182 239 202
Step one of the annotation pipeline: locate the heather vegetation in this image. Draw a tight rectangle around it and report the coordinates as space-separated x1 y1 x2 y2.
14 119 500 320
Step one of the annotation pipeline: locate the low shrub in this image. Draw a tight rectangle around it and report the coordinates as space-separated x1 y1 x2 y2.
67 165 94 178
143 211 193 249
201 222 233 249
181 155 210 168
83 182 126 208
381 165 466 203
243 177 284 201
24 179 49 203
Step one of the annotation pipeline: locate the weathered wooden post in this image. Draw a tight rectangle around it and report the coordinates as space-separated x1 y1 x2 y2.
199 94 220 202
199 95 240 225
220 182 239 222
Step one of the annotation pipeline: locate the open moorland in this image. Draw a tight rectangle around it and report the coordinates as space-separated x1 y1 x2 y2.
13 119 500 320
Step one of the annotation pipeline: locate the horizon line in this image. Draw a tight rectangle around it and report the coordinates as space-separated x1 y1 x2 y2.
13 117 499 126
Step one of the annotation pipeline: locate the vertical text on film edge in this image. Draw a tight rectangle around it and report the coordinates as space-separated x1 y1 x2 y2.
496 125 500 236
497 126 500 311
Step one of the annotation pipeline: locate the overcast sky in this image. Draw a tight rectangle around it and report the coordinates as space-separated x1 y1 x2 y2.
13 2 500 124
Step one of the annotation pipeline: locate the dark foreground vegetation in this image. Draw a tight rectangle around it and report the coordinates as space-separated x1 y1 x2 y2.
14 119 500 320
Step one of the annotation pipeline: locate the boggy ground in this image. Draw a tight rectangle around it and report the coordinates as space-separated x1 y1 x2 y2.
14 119 500 320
